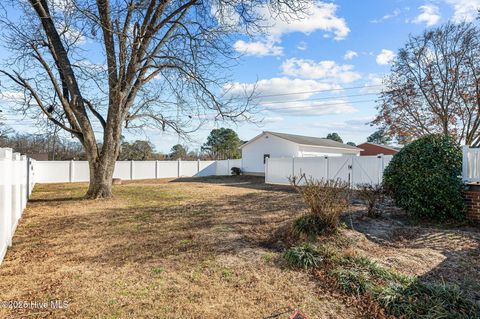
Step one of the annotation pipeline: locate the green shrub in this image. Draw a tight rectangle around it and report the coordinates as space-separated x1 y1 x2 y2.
230 167 241 175
292 214 328 238
283 244 322 269
383 134 465 221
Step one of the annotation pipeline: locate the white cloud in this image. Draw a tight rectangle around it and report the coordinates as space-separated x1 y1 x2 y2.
376 49 395 65
281 58 361 83
343 50 358 60
413 4 441 26
297 41 308 51
233 40 283 56
371 8 401 23
233 2 349 56
224 77 356 116
444 0 480 23
266 2 350 40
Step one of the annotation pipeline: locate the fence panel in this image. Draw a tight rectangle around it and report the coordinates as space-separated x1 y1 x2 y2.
33 161 71 183
156 161 178 178
293 157 328 183
113 161 132 180
463 146 480 183
180 161 198 177
73 161 90 182
266 155 392 187
0 148 32 265
197 161 216 176
265 157 293 184
134 161 156 180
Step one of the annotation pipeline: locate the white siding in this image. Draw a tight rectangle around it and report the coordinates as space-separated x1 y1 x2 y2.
241 133 299 173
298 145 359 157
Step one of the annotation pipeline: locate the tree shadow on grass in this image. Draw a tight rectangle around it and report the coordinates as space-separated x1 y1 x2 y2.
169 175 295 193
344 208 480 304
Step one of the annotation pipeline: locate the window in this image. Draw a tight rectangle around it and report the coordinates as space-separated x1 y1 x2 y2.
263 154 270 164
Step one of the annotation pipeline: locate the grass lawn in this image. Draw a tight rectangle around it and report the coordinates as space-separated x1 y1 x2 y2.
0 176 359 318
0 176 479 318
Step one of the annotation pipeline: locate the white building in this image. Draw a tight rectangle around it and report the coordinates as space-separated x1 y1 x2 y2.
240 131 362 173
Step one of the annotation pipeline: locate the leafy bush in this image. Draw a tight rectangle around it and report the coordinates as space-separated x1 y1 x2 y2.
356 183 384 217
292 214 327 238
230 167 241 176
290 174 350 229
283 244 322 269
383 134 465 221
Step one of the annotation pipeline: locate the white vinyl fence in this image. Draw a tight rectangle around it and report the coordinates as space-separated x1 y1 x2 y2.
265 155 393 187
462 146 480 183
0 148 34 264
33 159 243 183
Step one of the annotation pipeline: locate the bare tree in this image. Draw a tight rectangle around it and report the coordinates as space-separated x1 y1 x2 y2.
0 0 310 198
372 23 480 146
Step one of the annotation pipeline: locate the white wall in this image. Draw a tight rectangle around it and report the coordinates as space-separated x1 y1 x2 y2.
298 145 359 157
241 133 299 173
266 155 393 187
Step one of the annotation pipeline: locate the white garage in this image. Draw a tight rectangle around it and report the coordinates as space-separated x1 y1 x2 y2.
240 131 362 174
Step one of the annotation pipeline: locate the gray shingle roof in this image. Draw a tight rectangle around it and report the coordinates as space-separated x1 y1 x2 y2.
242 131 362 151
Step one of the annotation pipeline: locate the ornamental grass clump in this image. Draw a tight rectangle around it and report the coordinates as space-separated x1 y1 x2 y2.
290 174 350 231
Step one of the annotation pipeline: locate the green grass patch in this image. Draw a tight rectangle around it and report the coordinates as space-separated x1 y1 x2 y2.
283 239 479 318
283 243 322 269
326 250 479 318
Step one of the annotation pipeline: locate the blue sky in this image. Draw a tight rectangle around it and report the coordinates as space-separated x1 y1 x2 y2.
1 0 479 153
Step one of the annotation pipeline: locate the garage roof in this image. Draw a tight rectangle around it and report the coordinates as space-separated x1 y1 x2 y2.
241 131 363 151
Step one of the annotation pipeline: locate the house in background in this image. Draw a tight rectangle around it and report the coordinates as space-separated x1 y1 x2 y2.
357 142 400 156
240 131 362 173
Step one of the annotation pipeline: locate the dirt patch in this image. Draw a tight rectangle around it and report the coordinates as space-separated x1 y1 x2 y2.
344 204 480 303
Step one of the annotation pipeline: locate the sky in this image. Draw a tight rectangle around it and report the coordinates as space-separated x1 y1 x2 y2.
1 0 479 154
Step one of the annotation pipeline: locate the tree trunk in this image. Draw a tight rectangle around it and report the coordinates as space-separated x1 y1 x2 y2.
85 155 116 199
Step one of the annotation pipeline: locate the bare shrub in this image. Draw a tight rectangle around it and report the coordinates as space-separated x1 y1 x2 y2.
289 174 350 230
357 183 384 217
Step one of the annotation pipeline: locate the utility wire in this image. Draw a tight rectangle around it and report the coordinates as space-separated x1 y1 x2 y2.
226 84 384 100
260 92 381 105
263 98 377 111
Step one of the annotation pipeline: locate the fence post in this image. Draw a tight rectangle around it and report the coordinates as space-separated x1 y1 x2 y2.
130 160 134 180
325 156 329 180
11 153 21 236
292 156 295 178
197 159 200 175
20 155 27 210
227 158 230 175
462 145 469 182
378 154 384 185
69 160 74 183
0 148 13 255
155 160 159 179
177 159 181 177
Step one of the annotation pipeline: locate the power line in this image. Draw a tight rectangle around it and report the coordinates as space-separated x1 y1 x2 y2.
260 92 381 105
264 99 377 111
226 84 383 100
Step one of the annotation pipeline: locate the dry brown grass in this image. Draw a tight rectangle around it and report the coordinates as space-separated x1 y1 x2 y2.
0 176 359 319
